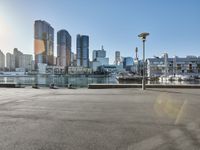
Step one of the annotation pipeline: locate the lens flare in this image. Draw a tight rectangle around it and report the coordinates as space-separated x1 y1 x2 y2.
0 16 9 37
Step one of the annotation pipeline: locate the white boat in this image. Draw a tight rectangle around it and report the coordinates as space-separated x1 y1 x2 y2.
159 75 174 81
159 74 195 81
179 75 194 81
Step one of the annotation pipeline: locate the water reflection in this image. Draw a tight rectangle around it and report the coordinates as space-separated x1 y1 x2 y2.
0 75 200 88
0 75 118 88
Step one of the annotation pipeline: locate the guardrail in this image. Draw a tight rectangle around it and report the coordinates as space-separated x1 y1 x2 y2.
88 84 200 89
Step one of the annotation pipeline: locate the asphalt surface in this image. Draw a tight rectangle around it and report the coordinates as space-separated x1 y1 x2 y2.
0 87 200 150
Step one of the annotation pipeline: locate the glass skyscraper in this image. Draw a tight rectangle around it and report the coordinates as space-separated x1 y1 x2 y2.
34 20 54 66
123 57 134 68
57 30 71 67
115 51 121 65
76 34 89 67
92 46 106 61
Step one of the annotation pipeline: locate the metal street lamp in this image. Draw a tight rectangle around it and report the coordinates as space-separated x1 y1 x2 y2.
138 32 149 90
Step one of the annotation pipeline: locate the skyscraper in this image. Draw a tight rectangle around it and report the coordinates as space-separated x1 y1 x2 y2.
19 54 33 71
123 57 134 71
34 20 54 66
115 51 120 65
71 52 76 66
76 34 89 67
6 52 15 71
92 46 106 61
0 50 5 70
91 46 109 72
57 30 71 67
13 48 23 68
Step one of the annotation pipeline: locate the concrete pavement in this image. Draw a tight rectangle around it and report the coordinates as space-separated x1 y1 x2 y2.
0 88 200 150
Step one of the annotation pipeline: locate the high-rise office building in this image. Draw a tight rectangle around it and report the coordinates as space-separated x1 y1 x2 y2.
19 54 33 71
34 20 54 66
6 52 15 71
123 57 133 67
0 50 5 70
92 46 106 61
57 30 71 67
123 57 134 70
13 48 23 68
91 46 109 72
71 52 77 66
115 51 120 65
76 34 89 67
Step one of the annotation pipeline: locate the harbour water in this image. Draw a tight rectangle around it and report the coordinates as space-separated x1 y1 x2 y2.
0 75 117 88
0 75 200 88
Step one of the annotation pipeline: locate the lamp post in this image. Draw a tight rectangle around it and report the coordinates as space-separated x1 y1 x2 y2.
138 32 149 90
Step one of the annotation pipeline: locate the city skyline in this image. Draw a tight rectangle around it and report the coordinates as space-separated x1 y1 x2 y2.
0 0 200 63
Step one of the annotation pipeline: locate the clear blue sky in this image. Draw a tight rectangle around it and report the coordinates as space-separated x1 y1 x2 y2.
0 0 200 63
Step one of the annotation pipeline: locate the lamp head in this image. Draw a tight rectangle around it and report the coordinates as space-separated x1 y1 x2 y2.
138 32 150 41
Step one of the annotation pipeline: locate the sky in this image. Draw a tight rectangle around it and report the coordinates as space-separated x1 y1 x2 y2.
0 0 200 63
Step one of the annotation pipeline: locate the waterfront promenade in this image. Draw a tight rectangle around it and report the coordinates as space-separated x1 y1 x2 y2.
0 87 200 149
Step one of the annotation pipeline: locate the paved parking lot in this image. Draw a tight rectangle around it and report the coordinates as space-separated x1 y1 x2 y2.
0 87 200 150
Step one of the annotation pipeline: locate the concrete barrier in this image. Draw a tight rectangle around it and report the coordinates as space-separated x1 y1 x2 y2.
0 83 25 88
88 84 200 89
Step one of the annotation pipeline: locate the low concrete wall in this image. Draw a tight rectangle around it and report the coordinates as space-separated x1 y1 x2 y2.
0 83 24 88
88 84 200 89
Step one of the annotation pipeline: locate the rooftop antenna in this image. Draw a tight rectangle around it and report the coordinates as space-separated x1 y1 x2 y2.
101 45 104 50
135 47 138 60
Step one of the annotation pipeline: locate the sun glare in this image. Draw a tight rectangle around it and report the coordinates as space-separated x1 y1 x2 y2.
0 17 8 36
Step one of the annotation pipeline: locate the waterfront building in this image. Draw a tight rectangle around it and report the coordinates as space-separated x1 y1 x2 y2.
19 54 33 71
147 53 200 77
6 52 15 71
68 66 92 74
15 68 26 72
54 56 57 66
97 65 118 73
92 46 106 61
71 52 74 66
34 20 54 66
76 34 89 67
91 46 109 72
36 64 65 74
0 50 5 70
57 30 71 67
137 60 144 76
37 63 47 74
115 51 121 65
71 52 77 66
92 58 109 72
46 66 65 74
13 48 23 68
92 50 97 61
31 60 35 71
123 57 134 71
6 50 33 72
